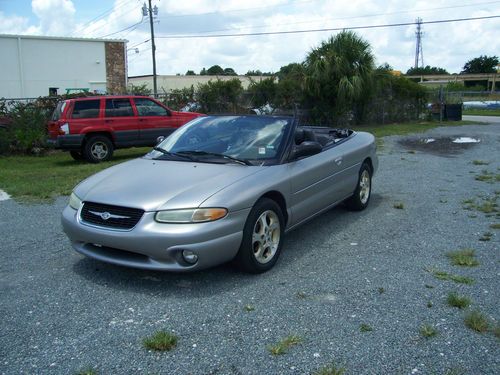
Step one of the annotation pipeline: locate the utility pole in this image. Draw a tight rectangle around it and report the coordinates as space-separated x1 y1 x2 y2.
143 1 158 97
414 17 424 69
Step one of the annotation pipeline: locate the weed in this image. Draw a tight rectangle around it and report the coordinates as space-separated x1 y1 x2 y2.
472 160 489 165
393 202 404 209
427 301 433 308
464 310 489 333
490 223 500 230
447 292 471 309
494 325 500 339
479 232 492 241
243 304 255 312
75 368 97 375
296 291 307 299
475 170 500 183
268 335 302 355
143 330 178 351
424 284 434 289
360 324 373 332
407 150 416 154
420 324 438 338
446 249 479 267
427 268 474 284
313 363 346 375
439 199 448 203
378 287 385 294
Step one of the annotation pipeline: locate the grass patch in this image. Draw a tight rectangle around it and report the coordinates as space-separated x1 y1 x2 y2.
427 268 474 284
447 292 471 309
464 310 489 333
420 324 438 338
463 108 500 116
472 160 489 165
479 232 493 241
313 363 346 375
142 330 178 351
427 301 433 308
490 223 500 230
0 148 150 201
393 202 404 209
352 120 478 138
378 287 385 294
446 249 479 267
268 335 302 355
75 368 97 375
360 323 373 332
243 304 255 312
474 170 500 183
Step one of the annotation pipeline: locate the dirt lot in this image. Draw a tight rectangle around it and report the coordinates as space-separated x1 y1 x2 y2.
0 123 499 375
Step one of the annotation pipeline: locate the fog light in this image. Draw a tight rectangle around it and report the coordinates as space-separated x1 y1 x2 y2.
182 250 198 264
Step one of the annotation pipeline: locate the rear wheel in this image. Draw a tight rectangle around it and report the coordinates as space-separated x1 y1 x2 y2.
234 198 285 273
83 135 113 163
345 162 372 211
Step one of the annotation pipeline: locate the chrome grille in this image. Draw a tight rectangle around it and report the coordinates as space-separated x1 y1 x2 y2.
80 202 144 230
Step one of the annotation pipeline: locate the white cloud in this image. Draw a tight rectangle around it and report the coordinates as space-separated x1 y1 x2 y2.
31 0 76 35
2 0 500 75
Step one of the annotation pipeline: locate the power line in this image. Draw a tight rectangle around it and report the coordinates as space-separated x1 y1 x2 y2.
188 0 500 35
98 19 145 39
71 0 137 36
155 15 500 39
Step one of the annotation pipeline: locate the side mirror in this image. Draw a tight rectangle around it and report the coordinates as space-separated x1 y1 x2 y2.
290 141 322 160
156 136 165 144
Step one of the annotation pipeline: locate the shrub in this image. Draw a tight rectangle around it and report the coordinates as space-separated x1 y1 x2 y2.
196 78 243 113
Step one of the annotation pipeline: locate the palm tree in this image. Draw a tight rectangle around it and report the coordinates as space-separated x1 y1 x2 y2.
304 31 375 125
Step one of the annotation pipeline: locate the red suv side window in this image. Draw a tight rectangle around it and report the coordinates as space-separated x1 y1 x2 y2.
71 100 100 119
134 98 169 116
105 98 134 117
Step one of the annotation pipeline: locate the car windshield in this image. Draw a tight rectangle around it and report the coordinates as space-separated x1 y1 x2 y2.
149 116 292 165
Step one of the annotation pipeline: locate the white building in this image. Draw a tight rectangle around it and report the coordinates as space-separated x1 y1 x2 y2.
0 34 127 99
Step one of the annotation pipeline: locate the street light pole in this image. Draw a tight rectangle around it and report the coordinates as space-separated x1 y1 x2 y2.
147 0 157 97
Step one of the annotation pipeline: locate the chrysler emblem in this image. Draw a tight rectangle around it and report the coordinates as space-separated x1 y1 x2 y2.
88 210 130 220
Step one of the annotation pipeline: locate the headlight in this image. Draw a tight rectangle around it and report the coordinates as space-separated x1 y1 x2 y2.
69 192 82 210
155 208 227 223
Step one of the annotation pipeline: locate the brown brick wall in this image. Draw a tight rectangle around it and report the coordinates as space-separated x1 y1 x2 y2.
105 42 126 94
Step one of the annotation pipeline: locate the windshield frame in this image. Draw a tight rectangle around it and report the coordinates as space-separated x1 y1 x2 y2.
149 115 295 166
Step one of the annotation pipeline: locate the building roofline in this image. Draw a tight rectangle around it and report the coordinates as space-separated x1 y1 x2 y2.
0 33 127 43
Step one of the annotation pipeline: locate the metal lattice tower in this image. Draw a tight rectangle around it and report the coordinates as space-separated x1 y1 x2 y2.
414 17 424 69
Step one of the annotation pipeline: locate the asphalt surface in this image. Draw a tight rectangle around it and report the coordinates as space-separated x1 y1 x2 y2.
1 122 499 375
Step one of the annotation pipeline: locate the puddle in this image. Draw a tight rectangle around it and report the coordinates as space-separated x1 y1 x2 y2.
452 137 481 144
398 136 481 156
0 189 11 201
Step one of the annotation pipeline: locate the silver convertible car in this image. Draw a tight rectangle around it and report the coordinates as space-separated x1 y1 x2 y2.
62 115 377 273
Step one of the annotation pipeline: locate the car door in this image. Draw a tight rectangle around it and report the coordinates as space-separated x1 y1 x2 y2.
287 141 358 227
104 98 139 147
133 98 177 145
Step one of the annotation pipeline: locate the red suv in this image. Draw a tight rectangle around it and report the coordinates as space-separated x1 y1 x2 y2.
47 95 204 162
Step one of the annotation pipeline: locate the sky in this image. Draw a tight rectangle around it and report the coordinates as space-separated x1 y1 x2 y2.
0 0 499 76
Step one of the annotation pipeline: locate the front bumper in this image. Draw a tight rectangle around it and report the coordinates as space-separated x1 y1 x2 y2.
62 205 249 271
47 134 85 150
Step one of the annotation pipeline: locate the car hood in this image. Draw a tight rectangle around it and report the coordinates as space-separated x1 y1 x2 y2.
74 158 264 212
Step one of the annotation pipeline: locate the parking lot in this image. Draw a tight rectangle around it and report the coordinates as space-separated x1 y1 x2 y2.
1 122 499 375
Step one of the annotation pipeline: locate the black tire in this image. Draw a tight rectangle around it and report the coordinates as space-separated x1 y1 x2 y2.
345 162 372 211
69 150 84 161
83 135 113 163
234 198 285 274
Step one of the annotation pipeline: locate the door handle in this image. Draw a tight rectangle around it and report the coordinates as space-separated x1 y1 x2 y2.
334 157 343 165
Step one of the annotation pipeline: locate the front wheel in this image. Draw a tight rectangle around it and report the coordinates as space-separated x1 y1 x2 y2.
345 162 372 211
83 136 113 163
234 198 285 273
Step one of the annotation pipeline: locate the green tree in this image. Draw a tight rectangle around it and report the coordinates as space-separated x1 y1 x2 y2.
206 65 225 75
304 30 375 124
247 77 277 108
461 55 499 74
185 70 196 76
200 68 207 75
406 65 449 75
223 67 238 76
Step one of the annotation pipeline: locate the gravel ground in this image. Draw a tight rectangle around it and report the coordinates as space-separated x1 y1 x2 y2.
1 123 499 375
